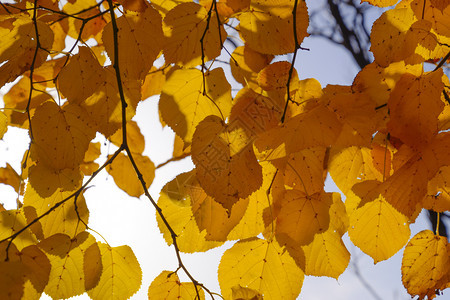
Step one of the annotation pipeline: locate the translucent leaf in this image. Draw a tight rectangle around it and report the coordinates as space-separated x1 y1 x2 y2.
82 66 141 137
109 120 145 154
103 6 163 80
218 238 304 300
238 0 309 55
141 66 167 100
23 183 89 238
31 101 96 171
276 190 333 246
151 0 191 16
80 142 101 176
0 111 6 139
361 0 398 6
163 2 226 67
148 270 204 300
20 245 52 295
191 115 262 211
0 209 37 250
402 230 449 299
40 232 96 299
157 172 223 252
84 242 103 291
255 103 342 160
87 243 142 300
348 182 411 263
159 68 232 144
411 0 450 37
230 46 273 88
58 46 105 103
0 163 21 193
424 166 450 212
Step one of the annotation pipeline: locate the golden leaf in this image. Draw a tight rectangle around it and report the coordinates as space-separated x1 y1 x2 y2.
191 115 262 211
0 209 37 251
402 230 449 299
361 0 399 6
148 270 205 300
103 6 163 80
163 2 226 67
84 242 103 291
230 46 273 88
58 46 105 104
0 163 21 193
159 68 232 144
238 0 309 55
218 238 304 300
87 243 142 300
106 152 155 198
109 121 145 154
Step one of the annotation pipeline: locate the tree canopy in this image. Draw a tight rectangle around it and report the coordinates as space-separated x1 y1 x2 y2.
0 0 449 299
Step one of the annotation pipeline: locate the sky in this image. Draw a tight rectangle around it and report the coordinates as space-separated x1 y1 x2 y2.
0 1 448 300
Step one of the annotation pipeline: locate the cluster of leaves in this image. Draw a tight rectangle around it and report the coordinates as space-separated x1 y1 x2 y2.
0 0 449 299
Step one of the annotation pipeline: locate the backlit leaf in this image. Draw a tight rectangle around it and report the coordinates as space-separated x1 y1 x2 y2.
87 243 142 300
106 152 155 198
163 2 226 67
238 0 309 55
218 238 304 300
148 270 205 300
402 230 449 299
159 68 232 144
230 46 273 88
0 209 37 250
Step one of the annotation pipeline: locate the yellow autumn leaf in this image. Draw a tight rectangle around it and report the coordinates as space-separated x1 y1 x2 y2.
0 209 37 250
39 232 96 299
23 183 89 239
163 2 226 67
231 285 263 300
82 66 141 137
348 181 411 263
141 66 167 100
0 111 7 139
230 46 273 88
411 0 450 38
30 101 96 171
191 115 262 211
328 146 384 195
361 0 399 6
58 46 105 103
151 0 191 17
109 120 146 154
159 67 232 144
424 166 450 212
0 243 26 300
87 243 142 300
157 171 223 252
106 152 155 198
84 242 103 291
103 5 163 80
238 0 309 55
218 238 304 300
20 245 52 297
402 230 449 299
0 163 21 193
80 142 101 176
276 190 333 246
148 270 205 300
370 7 416 67
388 70 444 150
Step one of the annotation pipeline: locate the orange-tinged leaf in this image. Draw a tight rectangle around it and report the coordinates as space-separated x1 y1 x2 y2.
0 163 21 193
31 101 96 171
87 243 142 300
387 70 444 149
276 190 333 246
106 152 155 198
328 146 385 195
84 242 103 291
191 115 262 211
0 209 37 250
255 103 342 160
402 230 449 299
80 142 101 176
148 270 205 300
40 232 96 299
82 66 141 137
159 68 232 144
302 230 350 279
141 66 167 100
411 0 450 37
20 245 52 295
151 0 191 16
109 120 146 154
348 183 410 263
218 238 304 300
370 7 417 67
0 259 26 300
157 172 223 252
229 87 282 139
230 46 273 88
424 166 450 212
430 0 450 12
0 111 6 139
58 46 105 103
238 0 309 55
257 61 298 91
163 2 226 67
103 6 163 80
23 183 89 238
119 0 148 12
